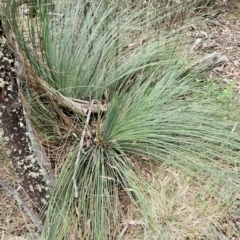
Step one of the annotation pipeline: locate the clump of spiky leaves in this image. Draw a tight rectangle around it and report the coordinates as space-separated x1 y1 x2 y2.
2 0 240 239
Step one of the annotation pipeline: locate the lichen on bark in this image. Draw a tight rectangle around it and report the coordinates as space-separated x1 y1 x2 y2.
0 19 49 212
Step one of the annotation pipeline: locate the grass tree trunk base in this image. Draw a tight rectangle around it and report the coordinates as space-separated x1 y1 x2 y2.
0 20 49 213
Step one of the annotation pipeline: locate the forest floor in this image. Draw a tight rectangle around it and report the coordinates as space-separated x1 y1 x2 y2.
187 0 240 87
0 1 240 239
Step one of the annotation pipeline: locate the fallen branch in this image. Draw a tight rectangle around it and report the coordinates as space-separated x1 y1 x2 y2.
180 52 228 78
191 52 228 71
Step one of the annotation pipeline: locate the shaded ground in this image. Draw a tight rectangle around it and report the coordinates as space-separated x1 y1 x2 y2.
0 1 240 239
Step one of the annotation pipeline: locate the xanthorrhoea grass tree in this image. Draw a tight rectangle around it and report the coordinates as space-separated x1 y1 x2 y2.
2 0 240 239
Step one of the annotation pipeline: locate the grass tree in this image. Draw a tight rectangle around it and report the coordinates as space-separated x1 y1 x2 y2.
0 18 50 222
1 0 240 239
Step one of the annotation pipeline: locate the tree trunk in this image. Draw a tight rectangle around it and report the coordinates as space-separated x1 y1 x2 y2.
0 20 49 212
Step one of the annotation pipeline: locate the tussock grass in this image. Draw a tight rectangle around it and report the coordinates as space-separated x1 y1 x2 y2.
1 0 240 239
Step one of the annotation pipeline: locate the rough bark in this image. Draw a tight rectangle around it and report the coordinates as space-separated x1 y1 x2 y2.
0 20 49 212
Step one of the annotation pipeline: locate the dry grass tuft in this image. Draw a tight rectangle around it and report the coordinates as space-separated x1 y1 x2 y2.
121 163 240 239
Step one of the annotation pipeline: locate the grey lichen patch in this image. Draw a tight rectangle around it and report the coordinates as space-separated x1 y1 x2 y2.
0 77 6 87
23 162 35 170
35 184 46 192
7 83 12 90
17 161 25 166
3 136 9 141
41 198 48 205
28 171 41 178
3 56 14 64
25 154 38 164
0 128 3 139
29 184 34 192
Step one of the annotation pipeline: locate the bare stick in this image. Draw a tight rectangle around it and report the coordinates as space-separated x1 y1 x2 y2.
72 100 94 198
0 178 43 232
118 223 129 239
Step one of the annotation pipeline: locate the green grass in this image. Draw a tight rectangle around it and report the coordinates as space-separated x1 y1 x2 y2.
1 0 240 239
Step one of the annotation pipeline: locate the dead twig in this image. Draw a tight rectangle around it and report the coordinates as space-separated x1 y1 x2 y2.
72 99 94 198
118 223 129 239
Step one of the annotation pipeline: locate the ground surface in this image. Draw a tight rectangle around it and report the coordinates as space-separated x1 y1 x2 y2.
188 0 240 84
0 1 240 239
